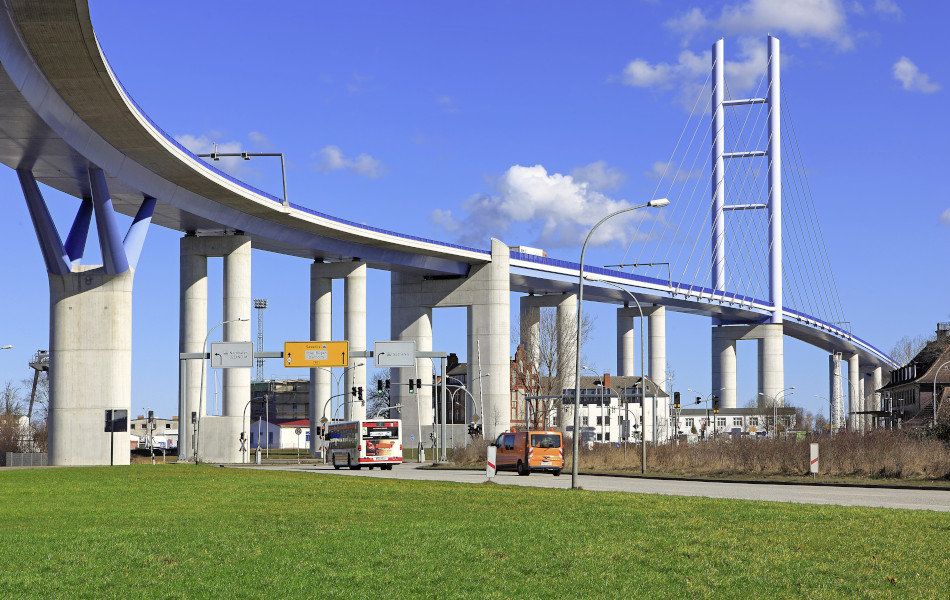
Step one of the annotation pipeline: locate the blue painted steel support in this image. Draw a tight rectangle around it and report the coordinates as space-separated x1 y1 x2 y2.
64 197 93 264
123 196 156 270
88 167 130 275
17 169 71 276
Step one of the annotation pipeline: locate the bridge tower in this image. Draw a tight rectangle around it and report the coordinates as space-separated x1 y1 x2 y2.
710 36 784 409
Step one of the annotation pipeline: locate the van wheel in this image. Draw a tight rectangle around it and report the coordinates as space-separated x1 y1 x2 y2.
517 461 530 476
552 469 562 476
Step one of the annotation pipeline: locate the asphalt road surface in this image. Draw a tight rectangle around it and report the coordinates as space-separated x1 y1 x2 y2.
236 463 950 512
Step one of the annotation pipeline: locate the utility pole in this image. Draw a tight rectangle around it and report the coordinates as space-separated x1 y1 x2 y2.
254 299 267 382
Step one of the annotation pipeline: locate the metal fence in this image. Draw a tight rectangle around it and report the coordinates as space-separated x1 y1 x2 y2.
2 452 48 467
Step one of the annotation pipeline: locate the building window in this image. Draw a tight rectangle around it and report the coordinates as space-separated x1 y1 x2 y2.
165 423 171 429
268 432 274 445
582 416 588 426
604 432 610 441
596 433 602 441
604 416 610 426
130 424 135 430
716 417 726 428
596 416 603 426
733 417 743 427
685 418 694 428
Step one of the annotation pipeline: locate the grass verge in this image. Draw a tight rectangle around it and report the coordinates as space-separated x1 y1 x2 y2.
1 465 948 599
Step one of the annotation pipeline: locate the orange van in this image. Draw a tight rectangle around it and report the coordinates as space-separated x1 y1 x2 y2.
492 429 563 476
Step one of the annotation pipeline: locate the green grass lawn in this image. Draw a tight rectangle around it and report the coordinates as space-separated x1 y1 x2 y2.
1 466 948 599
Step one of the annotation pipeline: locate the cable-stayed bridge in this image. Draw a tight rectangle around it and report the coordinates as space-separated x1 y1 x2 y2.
0 1 894 465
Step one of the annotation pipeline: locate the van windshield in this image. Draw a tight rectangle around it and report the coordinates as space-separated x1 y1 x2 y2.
530 434 560 449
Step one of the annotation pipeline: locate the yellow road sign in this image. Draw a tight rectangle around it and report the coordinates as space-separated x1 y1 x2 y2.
284 341 348 367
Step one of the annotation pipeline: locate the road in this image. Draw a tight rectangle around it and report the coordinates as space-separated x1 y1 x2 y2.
235 463 950 512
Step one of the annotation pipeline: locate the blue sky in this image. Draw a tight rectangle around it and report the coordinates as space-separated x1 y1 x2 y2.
1 0 947 421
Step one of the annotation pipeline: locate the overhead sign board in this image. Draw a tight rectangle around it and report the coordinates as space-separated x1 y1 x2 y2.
284 341 348 368
210 342 255 368
374 341 416 367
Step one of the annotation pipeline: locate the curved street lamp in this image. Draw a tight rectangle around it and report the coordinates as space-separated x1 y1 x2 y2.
572 198 669 489
932 361 950 427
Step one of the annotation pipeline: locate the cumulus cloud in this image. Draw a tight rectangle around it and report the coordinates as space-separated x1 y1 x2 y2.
571 161 626 191
430 164 661 249
311 145 385 178
176 133 252 177
667 0 853 50
893 57 940 93
620 37 768 106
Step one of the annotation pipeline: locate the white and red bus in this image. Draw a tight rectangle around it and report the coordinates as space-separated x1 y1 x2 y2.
328 419 402 470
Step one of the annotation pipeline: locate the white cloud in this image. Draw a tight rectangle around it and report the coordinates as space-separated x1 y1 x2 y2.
667 0 853 50
248 131 274 149
942 209 950 226
646 160 702 182
873 0 902 18
312 145 385 178
430 164 661 248
893 57 940 93
620 37 768 105
436 95 461 113
571 161 626 191
175 133 250 177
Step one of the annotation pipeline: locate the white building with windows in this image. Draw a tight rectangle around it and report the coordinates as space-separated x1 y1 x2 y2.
673 407 797 439
561 376 670 444
249 418 312 450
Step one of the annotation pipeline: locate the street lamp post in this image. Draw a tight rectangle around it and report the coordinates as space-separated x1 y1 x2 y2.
195 317 249 465
932 361 950 427
572 198 669 489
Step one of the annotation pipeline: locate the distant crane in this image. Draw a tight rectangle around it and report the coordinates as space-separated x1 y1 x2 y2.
27 350 49 420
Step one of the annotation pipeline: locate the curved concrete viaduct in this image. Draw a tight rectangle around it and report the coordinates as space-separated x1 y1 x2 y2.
0 1 895 464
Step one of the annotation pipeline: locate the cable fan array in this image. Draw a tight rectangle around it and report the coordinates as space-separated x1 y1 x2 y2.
618 55 847 329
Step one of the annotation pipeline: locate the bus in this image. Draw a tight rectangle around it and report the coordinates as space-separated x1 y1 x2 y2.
327 419 402 470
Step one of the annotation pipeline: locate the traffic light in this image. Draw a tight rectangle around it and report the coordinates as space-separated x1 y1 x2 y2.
147 410 154 422
712 395 720 414
385 379 391 390
358 387 364 404
416 378 422 391
377 379 383 393
409 379 414 394
673 392 680 409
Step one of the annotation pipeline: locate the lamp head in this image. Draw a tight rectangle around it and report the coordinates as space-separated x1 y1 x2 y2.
647 198 670 207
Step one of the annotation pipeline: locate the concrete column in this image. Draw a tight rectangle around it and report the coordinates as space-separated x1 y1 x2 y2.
648 306 666 391
49 266 134 466
617 307 637 376
829 353 843 430
648 306 667 441
344 263 367 421
391 272 434 454
519 299 540 368
556 293 577 389
222 235 251 417
757 323 784 404
848 353 860 431
859 375 868 430
871 366 883 430
712 327 737 409
179 236 207 463
309 264 332 456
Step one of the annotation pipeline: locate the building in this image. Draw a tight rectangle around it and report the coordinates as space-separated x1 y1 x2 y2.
129 415 178 449
877 323 950 427
673 407 797 439
561 375 670 444
251 379 311 422
248 418 312 450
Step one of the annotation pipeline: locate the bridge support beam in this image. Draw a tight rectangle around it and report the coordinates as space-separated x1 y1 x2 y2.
307 260 368 455
847 353 860 431
21 168 157 466
870 366 882 429
179 233 251 464
616 307 638 376
712 323 784 410
520 293 577 387
392 239 511 449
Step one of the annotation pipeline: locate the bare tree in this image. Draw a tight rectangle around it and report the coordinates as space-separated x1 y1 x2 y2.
513 308 595 431
366 369 391 418
0 381 25 453
890 333 935 366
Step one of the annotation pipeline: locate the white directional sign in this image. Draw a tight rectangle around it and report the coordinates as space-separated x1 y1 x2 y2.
374 341 416 367
210 342 254 368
